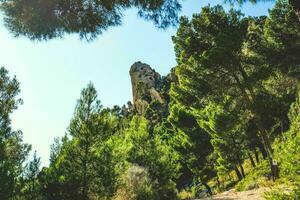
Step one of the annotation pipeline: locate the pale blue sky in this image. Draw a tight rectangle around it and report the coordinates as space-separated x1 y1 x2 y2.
0 0 275 166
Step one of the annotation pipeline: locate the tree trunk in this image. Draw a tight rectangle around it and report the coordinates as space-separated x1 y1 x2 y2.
248 153 256 167
258 143 267 159
259 130 280 181
203 182 213 196
254 149 260 163
260 130 273 155
239 164 246 178
216 176 221 189
235 66 278 180
235 167 243 181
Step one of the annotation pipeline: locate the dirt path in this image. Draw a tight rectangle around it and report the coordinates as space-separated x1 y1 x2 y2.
197 187 268 200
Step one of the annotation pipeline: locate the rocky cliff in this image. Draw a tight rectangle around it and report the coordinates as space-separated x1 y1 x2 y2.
129 61 167 115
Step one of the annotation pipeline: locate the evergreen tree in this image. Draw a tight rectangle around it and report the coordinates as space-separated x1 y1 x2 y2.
0 0 181 40
168 103 213 188
0 67 31 199
23 151 42 200
246 0 300 79
124 116 180 199
40 83 120 200
171 5 284 178
197 98 249 180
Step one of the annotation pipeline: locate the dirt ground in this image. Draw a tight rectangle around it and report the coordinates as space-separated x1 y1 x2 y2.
198 187 269 200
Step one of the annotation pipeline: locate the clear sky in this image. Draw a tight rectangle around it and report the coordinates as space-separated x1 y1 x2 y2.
0 0 275 166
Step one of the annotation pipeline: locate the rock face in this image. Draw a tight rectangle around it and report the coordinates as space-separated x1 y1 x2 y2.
129 62 165 114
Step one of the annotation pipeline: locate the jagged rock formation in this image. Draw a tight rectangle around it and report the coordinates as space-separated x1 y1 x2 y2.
129 62 166 115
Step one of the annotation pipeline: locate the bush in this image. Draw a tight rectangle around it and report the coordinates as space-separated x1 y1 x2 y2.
235 160 271 191
177 189 194 200
263 93 300 199
113 165 155 200
264 185 300 200
272 93 300 184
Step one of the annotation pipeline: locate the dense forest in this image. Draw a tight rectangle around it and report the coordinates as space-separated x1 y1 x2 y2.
0 0 299 199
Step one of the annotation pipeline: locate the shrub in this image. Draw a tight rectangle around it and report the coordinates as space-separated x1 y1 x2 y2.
113 165 155 200
263 93 300 199
235 160 270 191
264 186 300 200
177 189 194 200
272 93 300 184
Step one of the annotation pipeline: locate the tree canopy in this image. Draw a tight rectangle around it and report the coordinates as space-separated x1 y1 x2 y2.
0 0 181 40
0 0 299 41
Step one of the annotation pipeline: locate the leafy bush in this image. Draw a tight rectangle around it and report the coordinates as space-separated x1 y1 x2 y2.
263 92 300 199
235 160 270 191
273 92 300 184
113 165 155 200
177 189 194 200
124 116 180 200
264 186 300 200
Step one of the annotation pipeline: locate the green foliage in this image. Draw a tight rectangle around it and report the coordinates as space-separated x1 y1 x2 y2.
236 93 300 196
21 151 42 200
1 1 299 199
36 83 122 200
264 186 300 200
0 67 31 199
235 160 270 191
273 131 300 183
171 2 300 183
113 165 155 200
124 116 180 199
177 189 194 200
196 98 251 181
168 103 213 187
252 0 300 79
0 0 181 40
33 84 181 200
0 0 299 41
273 92 300 183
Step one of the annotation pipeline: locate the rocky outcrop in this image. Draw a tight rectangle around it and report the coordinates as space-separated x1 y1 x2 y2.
129 62 166 115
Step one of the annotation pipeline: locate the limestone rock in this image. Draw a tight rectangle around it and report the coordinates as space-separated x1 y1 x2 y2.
129 61 165 114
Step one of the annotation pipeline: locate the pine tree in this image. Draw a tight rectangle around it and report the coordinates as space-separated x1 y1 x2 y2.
0 0 181 40
171 5 284 178
0 67 31 199
23 151 42 200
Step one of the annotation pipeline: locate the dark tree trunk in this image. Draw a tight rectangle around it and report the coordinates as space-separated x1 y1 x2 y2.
239 164 246 178
248 153 256 167
234 67 278 180
258 143 267 159
254 149 260 163
203 182 213 196
235 167 243 181
216 176 221 189
259 131 280 181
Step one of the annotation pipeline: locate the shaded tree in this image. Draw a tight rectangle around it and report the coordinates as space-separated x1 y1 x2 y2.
168 103 213 189
0 0 181 40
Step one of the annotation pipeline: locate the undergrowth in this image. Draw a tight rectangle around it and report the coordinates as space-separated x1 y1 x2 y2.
235 160 271 191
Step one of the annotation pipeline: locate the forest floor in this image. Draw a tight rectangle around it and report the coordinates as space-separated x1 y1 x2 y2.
197 187 269 200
